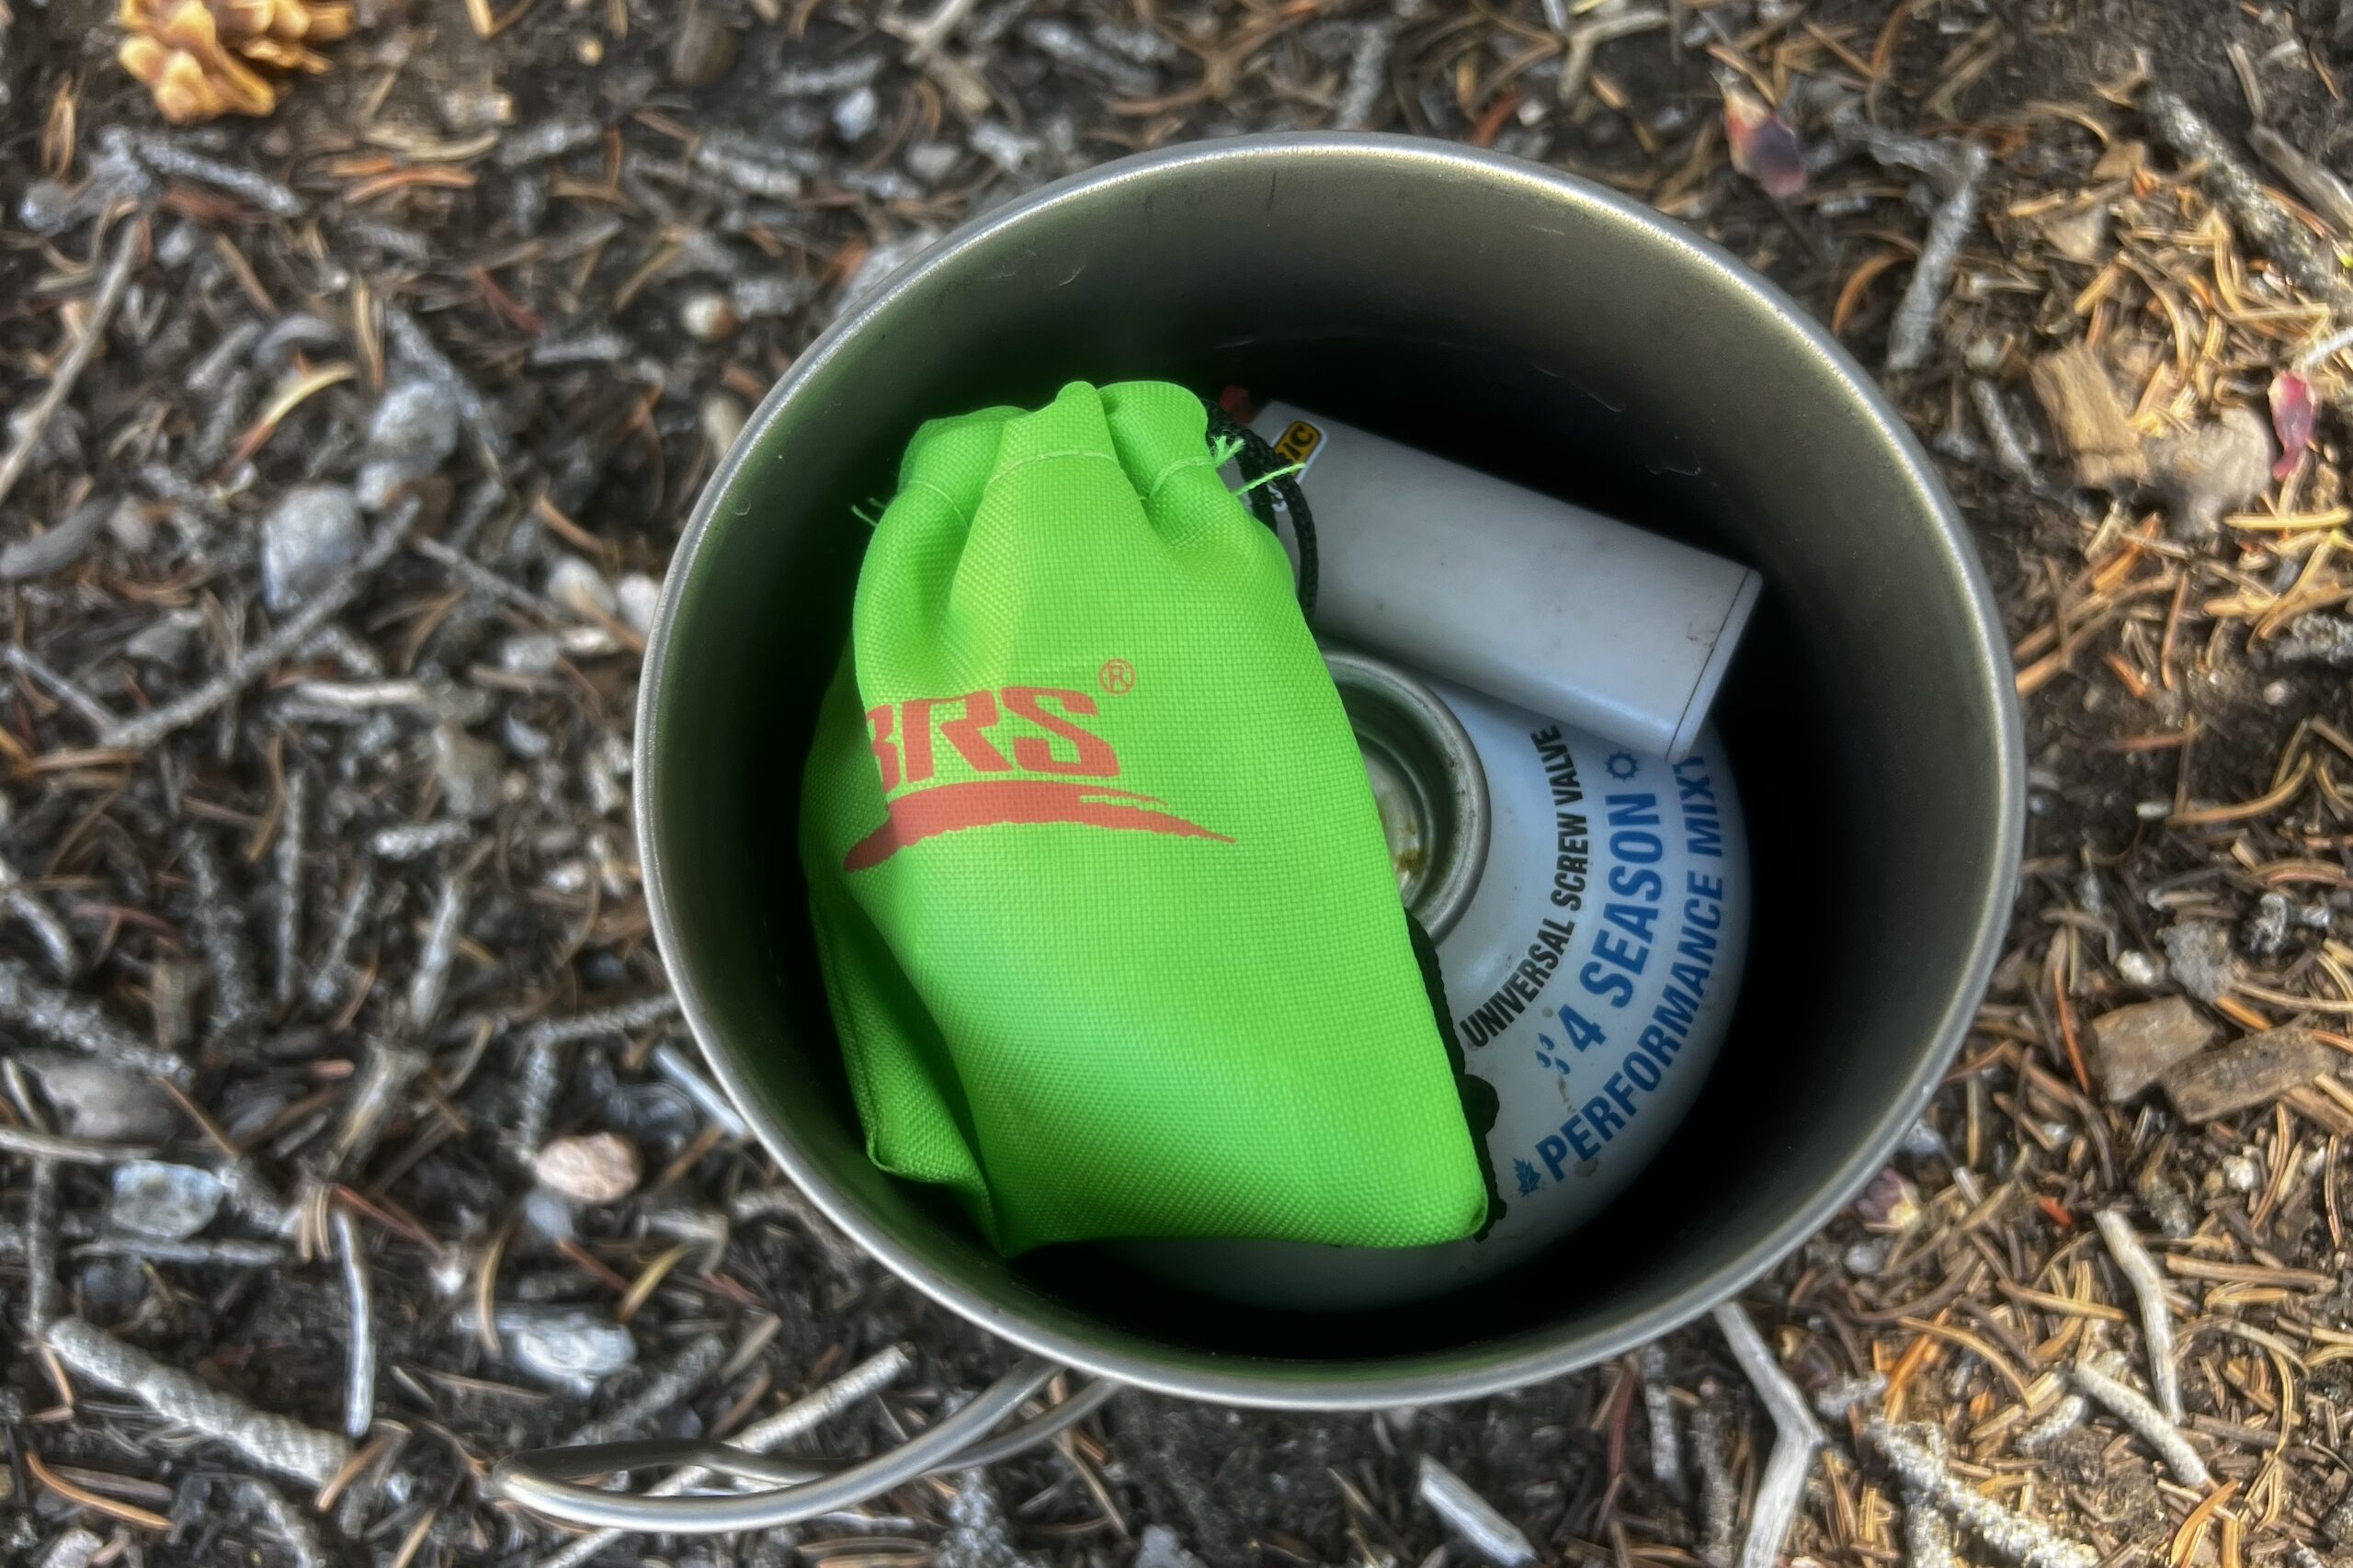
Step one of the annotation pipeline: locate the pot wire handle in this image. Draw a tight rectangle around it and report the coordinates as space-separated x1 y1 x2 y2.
492 1358 1114 1534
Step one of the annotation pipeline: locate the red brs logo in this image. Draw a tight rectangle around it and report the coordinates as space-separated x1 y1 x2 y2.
845 683 1233 870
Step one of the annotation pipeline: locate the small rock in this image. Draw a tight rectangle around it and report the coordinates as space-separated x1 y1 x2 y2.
1843 1239 1887 1276
531 1131 642 1203
970 120 1038 175
546 555 617 621
105 496 155 553
1135 1527 1209 1568
355 379 460 511
0 495 109 580
679 291 737 343
2038 202 2109 264
2324 1474 2353 1546
108 1161 226 1240
2160 1027 2336 1122
2159 919 2239 1003
2087 995 2220 1101
2221 1152 2262 1192
261 485 363 614
124 608 203 665
906 140 961 182
616 573 661 637
699 392 746 458
23 1054 177 1142
1898 1116 1948 1160
2244 891 2292 959
833 84 879 142
2116 949 2164 987
2133 1161 2197 1238
499 631 563 674
2277 613 2353 665
520 1184 577 1241
2149 406 2273 540
431 723 502 820
667 2 739 86
729 274 813 321
494 1304 637 1393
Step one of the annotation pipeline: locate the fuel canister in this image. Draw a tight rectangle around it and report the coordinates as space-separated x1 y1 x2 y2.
1121 649 1751 1311
1249 403 1761 764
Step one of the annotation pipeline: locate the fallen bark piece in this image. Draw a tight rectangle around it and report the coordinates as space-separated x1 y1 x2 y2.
2087 996 2219 1101
2029 344 2144 491
2160 1027 2336 1122
2149 407 2274 541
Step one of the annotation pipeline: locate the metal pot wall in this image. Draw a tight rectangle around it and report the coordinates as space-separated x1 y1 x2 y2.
498 135 2023 1529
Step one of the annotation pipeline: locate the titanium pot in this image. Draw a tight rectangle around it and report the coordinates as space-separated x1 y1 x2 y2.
494 135 2024 1531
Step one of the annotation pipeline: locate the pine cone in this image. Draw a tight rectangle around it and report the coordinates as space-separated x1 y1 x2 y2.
117 0 352 123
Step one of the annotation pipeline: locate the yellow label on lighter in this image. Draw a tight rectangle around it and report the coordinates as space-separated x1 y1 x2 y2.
1272 419 1324 470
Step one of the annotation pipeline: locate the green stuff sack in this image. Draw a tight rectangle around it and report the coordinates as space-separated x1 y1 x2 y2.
801 380 1487 1256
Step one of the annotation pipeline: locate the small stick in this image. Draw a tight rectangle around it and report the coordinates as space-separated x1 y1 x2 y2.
273 766 308 1007
1334 22 1395 131
333 1207 374 1439
530 1346 914 1568
1416 1455 1538 1567
44 1316 354 1485
1833 107 1969 187
1637 1343 1687 1500
651 1040 749 1139
893 0 984 60
1714 1303 1828 1568
0 959 189 1083
368 821 471 862
1692 1394 1738 1565
2016 1391 2089 1453
3 645 121 736
404 873 469 1032
0 1126 159 1164
2072 1353 2211 1487
1970 380 2036 485
560 1333 726 1447
513 993 681 1051
328 1042 426 1176
240 1479 330 1568
0 222 142 511
182 829 262 1041
728 1182 870 1278
2094 1208 2180 1421
1864 1417 2098 1568
24 1158 58 1335
101 506 415 751
297 623 386 679
76 1235 283 1266
306 866 376 1013
409 536 566 620
1904 1495 1961 1568
0 850 77 980
2145 88 2353 314
1887 146 1988 372
2249 127 2353 233
113 129 303 216
513 1040 559 1157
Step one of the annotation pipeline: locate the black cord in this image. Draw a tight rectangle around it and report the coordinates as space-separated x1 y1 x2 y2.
1203 400 1318 621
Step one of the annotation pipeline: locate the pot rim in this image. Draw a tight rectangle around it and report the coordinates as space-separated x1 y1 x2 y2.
634 132 2027 1410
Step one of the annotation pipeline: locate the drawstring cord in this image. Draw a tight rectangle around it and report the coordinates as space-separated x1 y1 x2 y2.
1204 399 1319 621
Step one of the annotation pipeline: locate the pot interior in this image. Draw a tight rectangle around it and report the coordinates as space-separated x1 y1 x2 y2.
640 140 2019 1405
